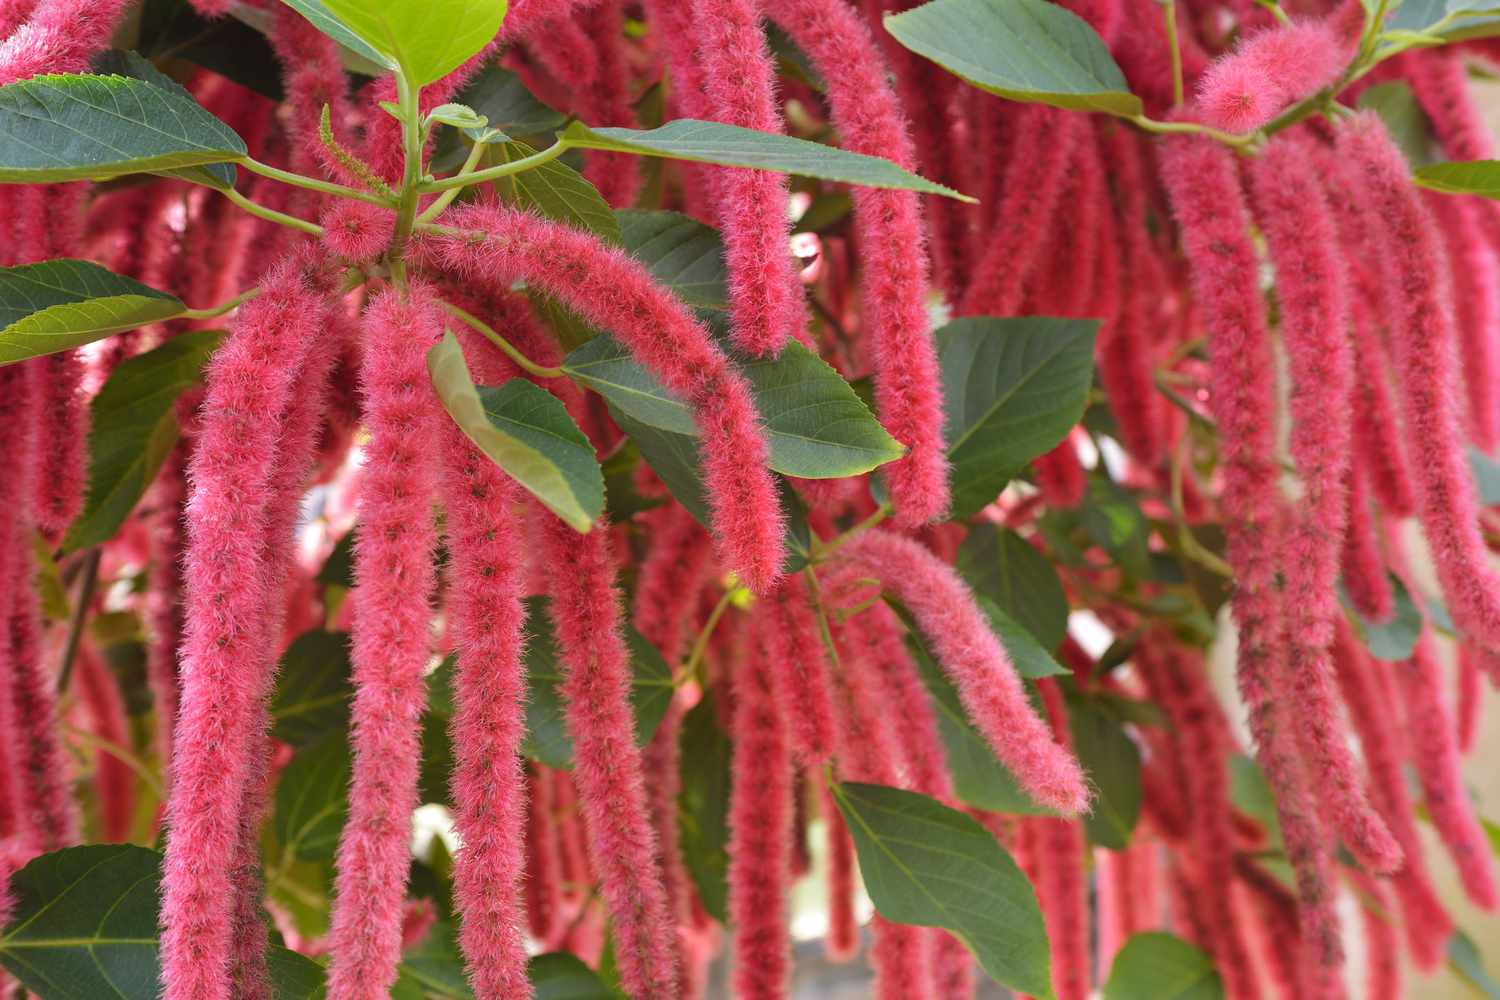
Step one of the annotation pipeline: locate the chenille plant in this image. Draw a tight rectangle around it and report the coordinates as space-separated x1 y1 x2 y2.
3 0 1500 998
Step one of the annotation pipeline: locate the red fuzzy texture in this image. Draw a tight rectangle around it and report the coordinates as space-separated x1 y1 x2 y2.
501 0 602 39
1033 442 1087 510
755 576 837 764
321 202 395 264
1458 642 1484 754
962 108 1086 317
1160 134 1345 995
436 345 533 999
1338 113 1500 653
1353 873 1403 1000
1096 839 1160 972
1331 623 1452 968
1032 682 1090 1000
1428 192 1500 451
1340 464 1394 623
1249 135 1401 875
633 505 715 664
425 203 785 592
576 1 641 209
766 0 950 525
1398 635 1498 909
1194 13 1355 132
160 258 324 1000
73 642 134 843
820 782 859 963
726 626 798 995
0 0 131 80
524 765 563 944
541 516 679 999
326 287 445 999
838 530 1088 814
690 0 806 355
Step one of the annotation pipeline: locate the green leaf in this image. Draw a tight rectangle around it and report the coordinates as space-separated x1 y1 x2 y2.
977 597 1069 678
907 632 1053 814
278 0 396 72
61 328 222 551
884 0 1142 116
521 597 675 770
270 630 354 748
1079 473 1152 581
559 119 972 201
1449 930 1500 1000
529 952 616 999
939 316 1099 519
1342 573 1422 661
957 523 1070 650
831 782 1054 998
393 921 472 999
0 71 245 184
274 733 351 862
93 51 239 190
1066 688 1142 849
428 332 604 532
1414 159 1500 199
564 335 903 479
1358 81 1443 170
617 210 728 310
0 260 186 365
1104 932 1224 1000
318 0 508 86
677 696 733 921
418 654 459 804
1228 753 1282 848
316 529 357 589
491 140 621 244
0 844 324 999
455 66 567 135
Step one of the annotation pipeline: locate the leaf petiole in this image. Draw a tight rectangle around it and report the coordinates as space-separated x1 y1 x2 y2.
417 139 573 193
240 156 392 206
439 299 564 379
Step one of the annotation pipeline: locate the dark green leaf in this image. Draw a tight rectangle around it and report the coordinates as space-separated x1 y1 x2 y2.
270 630 353 748
429 332 605 532
560 120 972 201
832 782 1053 997
601 440 666 521
0 260 185 365
957 523 1069 650
677 697 733 921
393 921 471 999
565 335 903 479
0 844 323 999
617 210 728 309
62 328 221 551
456 66 567 135
0 71 245 183
316 530 357 589
529 952 616 999
131 1 286 100
1358 81 1443 169
976 597 1069 678
521 597 675 770
93 51 239 189
419 654 459 804
319 0 507 86
1079 473 1152 581
908 633 1053 814
491 140 621 244
885 0 1142 115
1228 753 1281 848
940 316 1099 519
1104 932 1223 1000
1449 930 1500 1000
1066 689 1142 849
1342 573 1422 661
274 733 351 862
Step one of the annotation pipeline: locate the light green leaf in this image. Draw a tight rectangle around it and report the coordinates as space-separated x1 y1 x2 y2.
560 119 972 201
1104 932 1223 1000
278 0 396 71
957 522 1070 650
1341 573 1422 661
1415 160 1500 199
564 334 903 478
274 733 351 862
832 782 1054 998
884 0 1142 115
1066 688 1142 849
0 260 186 365
426 102 487 131
0 72 245 184
529 952 615 999
677 696 733 921
520 597 675 771
939 316 1099 519
617 210 728 309
270 630 354 748
0 845 324 999
1449 930 1500 1000
320 0 508 86
907 632 1054 814
491 140 621 244
428 332 604 532
62 329 222 551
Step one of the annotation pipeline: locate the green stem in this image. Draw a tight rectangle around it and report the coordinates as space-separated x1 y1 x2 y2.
417 140 572 193
55 548 99 695
440 300 565 378
182 286 262 321
1131 115 1259 148
812 502 890 562
1160 0 1185 108
222 187 323 236
417 140 488 225
61 722 165 801
239 157 392 207
803 568 845 674
676 587 739 686
389 73 424 290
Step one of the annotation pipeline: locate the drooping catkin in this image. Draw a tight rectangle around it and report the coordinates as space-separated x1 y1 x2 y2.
541 514 680 999
753 576 837 764
689 0 806 356
327 286 446 1000
424 204 785 593
1248 132 1401 875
